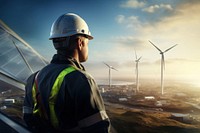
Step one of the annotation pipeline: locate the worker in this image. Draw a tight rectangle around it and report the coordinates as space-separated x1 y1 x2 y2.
23 13 110 133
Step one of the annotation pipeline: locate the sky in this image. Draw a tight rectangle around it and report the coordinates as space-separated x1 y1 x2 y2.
1 0 200 86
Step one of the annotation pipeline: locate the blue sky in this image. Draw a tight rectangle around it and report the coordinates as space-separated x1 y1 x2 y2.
1 0 200 86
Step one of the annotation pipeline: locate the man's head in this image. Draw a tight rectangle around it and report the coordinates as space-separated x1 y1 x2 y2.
49 13 93 62
52 34 89 62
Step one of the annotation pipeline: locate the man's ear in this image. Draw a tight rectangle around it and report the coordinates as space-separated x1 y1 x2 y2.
77 37 83 50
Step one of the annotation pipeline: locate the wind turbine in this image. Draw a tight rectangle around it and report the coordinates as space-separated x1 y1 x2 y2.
149 40 178 95
103 62 118 88
134 49 142 94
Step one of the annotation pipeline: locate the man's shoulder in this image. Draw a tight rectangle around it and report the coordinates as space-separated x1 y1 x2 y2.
40 63 71 74
74 68 94 80
40 63 95 81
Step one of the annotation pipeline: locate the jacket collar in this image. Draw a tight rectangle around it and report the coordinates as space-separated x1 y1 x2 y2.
51 54 85 71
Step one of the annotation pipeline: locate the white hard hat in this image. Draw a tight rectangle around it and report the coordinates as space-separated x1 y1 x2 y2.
49 13 93 40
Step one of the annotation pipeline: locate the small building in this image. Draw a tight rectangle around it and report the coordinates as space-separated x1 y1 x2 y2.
171 113 190 123
101 88 105 93
3 99 15 104
175 93 187 97
144 96 155 100
0 106 7 110
119 98 128 102
155 101 163 107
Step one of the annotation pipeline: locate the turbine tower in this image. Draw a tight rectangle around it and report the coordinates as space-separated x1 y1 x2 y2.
103 62 118 88
134 49 142 94
149 41 177 95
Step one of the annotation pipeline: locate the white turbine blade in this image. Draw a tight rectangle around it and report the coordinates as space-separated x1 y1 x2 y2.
111 67 118 71
138 56 142 61
164 44 178 53
103 62 110 68
149 40 162 53
104 62 117 71
134 48 137 60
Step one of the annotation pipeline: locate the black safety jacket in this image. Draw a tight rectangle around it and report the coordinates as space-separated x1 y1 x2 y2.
23 54 110 133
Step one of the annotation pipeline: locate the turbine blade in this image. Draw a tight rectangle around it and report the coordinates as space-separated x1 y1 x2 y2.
134 48 137 60
138 56 142 61
149 40 162 53
103 62 110 68
111 67 118 71
164 44 178 53
104 62 118 71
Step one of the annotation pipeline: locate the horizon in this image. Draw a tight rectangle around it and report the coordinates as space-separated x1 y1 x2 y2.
94 76 200 88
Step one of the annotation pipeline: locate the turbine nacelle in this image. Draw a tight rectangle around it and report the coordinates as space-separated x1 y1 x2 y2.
135 56 142 62
103 62 118 71
134 48 142 63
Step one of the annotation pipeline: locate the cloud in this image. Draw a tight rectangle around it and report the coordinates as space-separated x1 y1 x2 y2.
142 4 173 13
120 0 146 8
111 2 200 80
115 15 125 24
90 1 200 81
117 2 200 49
142 2 200 47
116 15 145 30
111 36 146 50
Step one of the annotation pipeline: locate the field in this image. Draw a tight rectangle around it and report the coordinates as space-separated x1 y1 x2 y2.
101 80 200 133
107 105 200 133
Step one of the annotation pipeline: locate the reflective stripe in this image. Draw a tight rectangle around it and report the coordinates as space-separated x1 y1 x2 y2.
32 82 37 104
32 82 40 115
23 106 33 114
31 66 76 128
49 66 76 128
78 110 109 128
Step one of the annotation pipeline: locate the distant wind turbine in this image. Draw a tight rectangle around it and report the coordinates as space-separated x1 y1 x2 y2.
103 62 118 88
149 40 178 95
134 49 142 94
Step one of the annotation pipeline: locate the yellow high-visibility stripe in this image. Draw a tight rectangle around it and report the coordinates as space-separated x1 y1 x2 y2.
32 66 76 128
49 66 76 128
32 83 39 115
